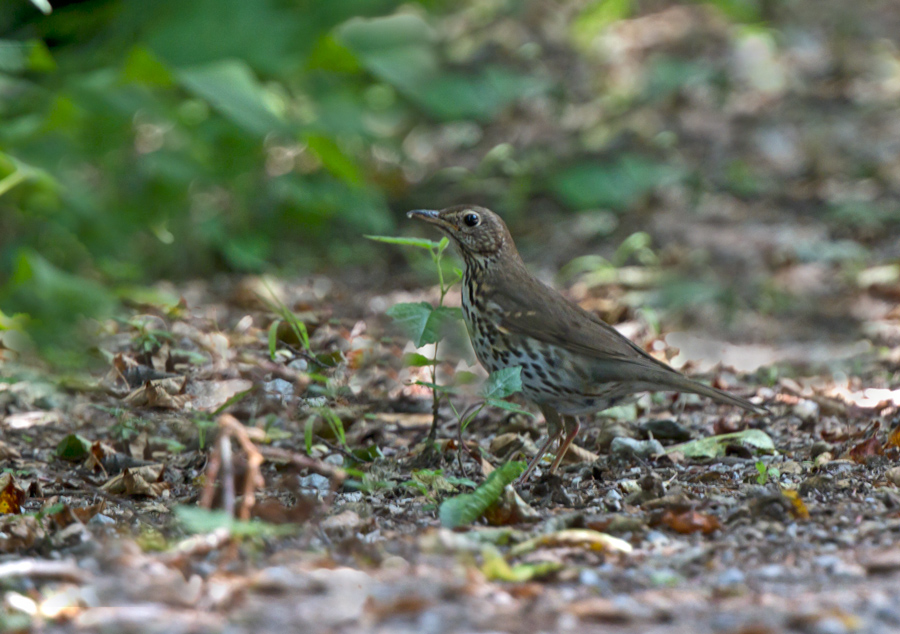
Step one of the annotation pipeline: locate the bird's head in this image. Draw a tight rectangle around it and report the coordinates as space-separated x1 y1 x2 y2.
407 205 517 264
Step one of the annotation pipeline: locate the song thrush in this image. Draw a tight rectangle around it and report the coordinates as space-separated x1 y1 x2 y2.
409 205 767 482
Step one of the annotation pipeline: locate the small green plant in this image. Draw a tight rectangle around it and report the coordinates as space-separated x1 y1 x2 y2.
263 282 310 357
368 235 536 463
439 461 525 528
366 234 462 446
124 316 175 354
303 407 348 454
193 415 218 450
447 365 533 471
755 460 780 485
402 468 475 506
110 415 149 441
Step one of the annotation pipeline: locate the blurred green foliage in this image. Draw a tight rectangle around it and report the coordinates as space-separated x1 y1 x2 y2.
2 0 888 364
0 0 548 362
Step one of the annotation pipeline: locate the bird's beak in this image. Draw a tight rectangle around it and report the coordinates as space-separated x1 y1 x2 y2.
407 209 456 231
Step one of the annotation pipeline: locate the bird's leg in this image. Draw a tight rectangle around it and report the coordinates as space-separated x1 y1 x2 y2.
548 416 581 473
517 405 564 483
673 393 686 419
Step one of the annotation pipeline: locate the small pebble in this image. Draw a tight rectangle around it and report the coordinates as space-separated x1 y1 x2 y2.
812 616 849 634
644 530 669 546
755 564 788 580
886 466 900 487
264 378 294 396
717 567 746 586
299 473 330 495
610 437 664 460
793 398 819 422
88 513 117 526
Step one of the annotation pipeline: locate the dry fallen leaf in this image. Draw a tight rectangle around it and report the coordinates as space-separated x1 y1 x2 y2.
188 379 254 412
660 509 722 535
483 486 540 526
125 377 190 409
375 413 433 429
509 529 633 557
102 464 168 497
49 500 107 529
782 489 810 520
847 435 883 463
886 426 900 449
560 442 600 465
0 440 21 460
0 474 26 515
0 515 43 552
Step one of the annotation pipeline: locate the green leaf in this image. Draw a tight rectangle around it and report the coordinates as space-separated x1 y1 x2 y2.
306 34 361 73
304 416 314 454
364 235 443 250
352 445 383 462
175 506 295 537
305 134 363 186
668 429 776 459
268 320 281 360
386 302 433 346
549 156 682 211
485 398 534 416
431 305 464 326
704 0 763 23
121 46 175 87
482 366 523 399
402 352 436 367
318 408 347 447
482 545 563 582
336 14 438 90
755 461 768 484
0 39 55 73
56 434 91 461
413 68 546 122
439 461 526 528
177 60 285 136
386 302 462 348
2 250 117 364
572 0 632 48
414 380 458 395
212 387 253 416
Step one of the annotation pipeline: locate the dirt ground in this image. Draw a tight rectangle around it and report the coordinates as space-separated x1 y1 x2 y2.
3 1 900 632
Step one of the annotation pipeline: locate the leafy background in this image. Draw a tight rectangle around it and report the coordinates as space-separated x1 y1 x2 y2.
1 0 899 364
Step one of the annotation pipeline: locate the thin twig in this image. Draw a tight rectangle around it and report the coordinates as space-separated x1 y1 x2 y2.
219 433 235 518
257 446 347 484
198 442 221 510
218 414 265 521
0 559 88 583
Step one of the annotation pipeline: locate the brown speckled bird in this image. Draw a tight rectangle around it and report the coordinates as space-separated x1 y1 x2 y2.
409 205 767 482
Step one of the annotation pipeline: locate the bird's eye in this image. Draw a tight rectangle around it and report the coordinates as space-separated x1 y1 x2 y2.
463 213 480 227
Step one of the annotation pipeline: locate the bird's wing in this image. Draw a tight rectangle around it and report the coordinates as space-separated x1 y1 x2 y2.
485 273 768 414
485 273 664 367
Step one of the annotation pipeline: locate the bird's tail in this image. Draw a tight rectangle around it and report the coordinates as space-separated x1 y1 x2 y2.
668 373 769 416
